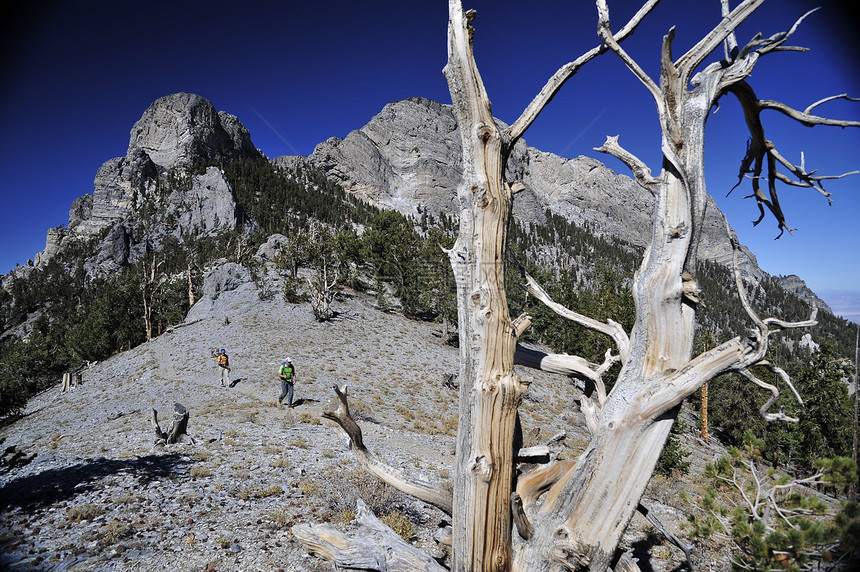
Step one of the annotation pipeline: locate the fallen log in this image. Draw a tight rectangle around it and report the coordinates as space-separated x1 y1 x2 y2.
292 498 445 572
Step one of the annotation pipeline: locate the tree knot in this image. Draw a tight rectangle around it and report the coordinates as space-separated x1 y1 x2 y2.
470 456 494 481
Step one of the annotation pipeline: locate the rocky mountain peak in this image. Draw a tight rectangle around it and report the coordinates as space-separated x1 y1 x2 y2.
775 274 832 314
23 94 259 276
128 92 261 170
294 96 763 283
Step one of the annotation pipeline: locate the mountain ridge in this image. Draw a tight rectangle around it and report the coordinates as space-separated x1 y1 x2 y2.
1 93 832 317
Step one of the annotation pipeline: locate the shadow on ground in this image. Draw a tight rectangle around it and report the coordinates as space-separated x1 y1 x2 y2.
623 530 693 572
0 453 192 510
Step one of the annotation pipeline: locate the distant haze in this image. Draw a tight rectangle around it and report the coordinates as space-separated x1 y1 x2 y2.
817 290 860 325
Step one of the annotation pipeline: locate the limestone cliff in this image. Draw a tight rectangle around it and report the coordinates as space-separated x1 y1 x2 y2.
31 93 261 275
284 97 762 282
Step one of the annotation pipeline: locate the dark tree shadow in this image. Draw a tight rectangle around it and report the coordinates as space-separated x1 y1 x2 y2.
621 530 692 572
0 453 192 511
290 398 318 408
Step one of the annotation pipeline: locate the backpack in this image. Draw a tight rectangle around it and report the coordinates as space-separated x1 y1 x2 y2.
279 363 294 381
218 354 229 367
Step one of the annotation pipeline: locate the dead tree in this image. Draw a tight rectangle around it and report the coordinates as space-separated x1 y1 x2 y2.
151 403 194 447
295 1 858 571
140 242 167 341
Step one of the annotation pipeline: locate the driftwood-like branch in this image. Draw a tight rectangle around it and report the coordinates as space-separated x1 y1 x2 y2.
737 367 800 423
515 345 609 395
727 80 860 238
516 460 577 507
515 344 615 433
524 272 630 362
736 7 816 60
720 0 739 59
726 217 818 371
594 135 660 189
642 338 745 421
292 498 446 572
760 96 860 129
508 0 662 142
511 492 533 540
675 0 764 87
323 385 453 515
720 218 809 423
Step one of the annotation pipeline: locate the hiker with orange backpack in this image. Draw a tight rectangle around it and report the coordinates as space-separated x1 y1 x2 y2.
217 349 231 387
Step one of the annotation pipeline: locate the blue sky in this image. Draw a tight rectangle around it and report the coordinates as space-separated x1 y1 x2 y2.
1 1 858 319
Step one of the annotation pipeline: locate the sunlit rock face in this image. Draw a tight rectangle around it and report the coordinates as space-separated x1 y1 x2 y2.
128 92 260 170
298 96 758 281
32 93 260 274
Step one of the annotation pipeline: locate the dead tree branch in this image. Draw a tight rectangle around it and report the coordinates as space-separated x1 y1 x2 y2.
594 135 660 189
523 272 630 362
322 385 453 515
727 82 860 237
509 0 662 143
292 498 447 572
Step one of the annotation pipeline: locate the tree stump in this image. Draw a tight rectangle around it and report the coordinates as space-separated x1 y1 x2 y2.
151 403 194 446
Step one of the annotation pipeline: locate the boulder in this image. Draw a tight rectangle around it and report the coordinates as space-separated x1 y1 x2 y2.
255 234 289 262
202 262 251 299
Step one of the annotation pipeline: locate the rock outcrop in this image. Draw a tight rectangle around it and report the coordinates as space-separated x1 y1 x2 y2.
293 97 761 281
5 94 772 292
776 274 832 314
127 92 260 170
27 94 261 277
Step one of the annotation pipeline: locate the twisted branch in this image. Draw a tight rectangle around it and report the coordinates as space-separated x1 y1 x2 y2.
323 385 453 515
726 81 860 238
509 0 662 143
523 272 630 362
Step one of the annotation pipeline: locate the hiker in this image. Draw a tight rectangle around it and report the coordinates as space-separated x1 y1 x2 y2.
217 349 231 387
278 358 297 407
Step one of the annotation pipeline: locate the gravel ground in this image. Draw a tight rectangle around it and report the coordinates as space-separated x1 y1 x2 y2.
0 272 739 571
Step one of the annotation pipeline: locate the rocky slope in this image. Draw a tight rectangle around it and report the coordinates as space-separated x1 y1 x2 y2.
0 257 744 571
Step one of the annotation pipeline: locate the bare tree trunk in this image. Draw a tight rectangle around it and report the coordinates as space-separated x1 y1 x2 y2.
294 2 858 570
508 2 859 567
700 382 709 443
444 7 523 569
187 263 195 307
143 290 153 342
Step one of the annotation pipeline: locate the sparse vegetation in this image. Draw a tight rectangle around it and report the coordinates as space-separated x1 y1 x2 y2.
189 466 213 478
66 503 102 522
380 510 415 541
234 485 284 500
100 519 134 544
